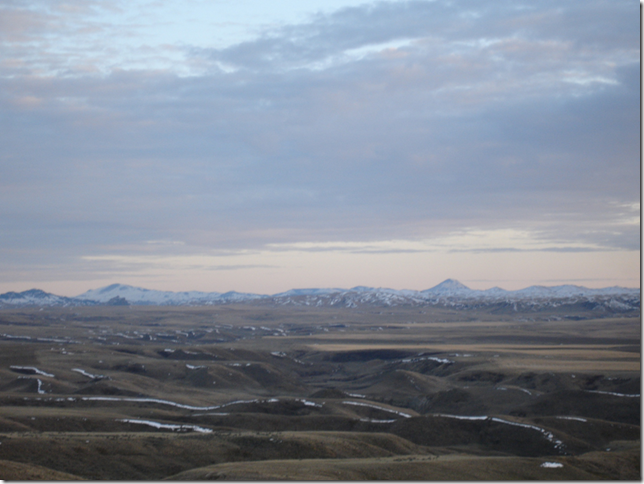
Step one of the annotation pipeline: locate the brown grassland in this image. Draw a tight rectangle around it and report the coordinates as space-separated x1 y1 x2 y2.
0 304 639 480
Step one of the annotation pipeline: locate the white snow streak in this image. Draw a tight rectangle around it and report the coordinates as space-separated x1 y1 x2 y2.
434 414 487 420
586 390 640 398
401 356 453 364
490 417 563 448
84 396 282 411
434 414 564 449
72 368 106 379
296 399 323 407
359 418 396 423
10 366 54 377
556 416 587 422
342 401 412 418
117 419 212 433
81 396 221 410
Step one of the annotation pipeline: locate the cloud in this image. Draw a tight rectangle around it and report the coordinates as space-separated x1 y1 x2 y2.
0 0 639 289
205 0 636 74
449 247 617 254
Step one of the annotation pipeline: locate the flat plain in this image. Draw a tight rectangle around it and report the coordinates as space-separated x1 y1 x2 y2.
0 304 639 480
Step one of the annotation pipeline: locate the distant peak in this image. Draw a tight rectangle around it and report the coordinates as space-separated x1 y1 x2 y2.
420 279 473 295
432 279 470 290
100 283 127 293
20 289 51 297
349 286 376 292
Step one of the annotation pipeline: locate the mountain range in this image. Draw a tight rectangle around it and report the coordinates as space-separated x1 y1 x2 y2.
0 280 639 313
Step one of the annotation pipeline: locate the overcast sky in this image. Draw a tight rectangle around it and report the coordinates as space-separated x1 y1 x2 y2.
0 0 640 296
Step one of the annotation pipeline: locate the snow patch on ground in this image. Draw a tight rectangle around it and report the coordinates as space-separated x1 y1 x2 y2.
72 368 107 379
10 366 54 377
342 401 412 418
296 398 323 407
490 417 563 449
117 419 212 433
586 390 640 398
81 396 221 411
401 356 453 364
556 416 587 422
434 414 488 420
435 414 564 450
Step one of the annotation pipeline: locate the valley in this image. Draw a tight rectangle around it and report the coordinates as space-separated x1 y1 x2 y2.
0 304 639 479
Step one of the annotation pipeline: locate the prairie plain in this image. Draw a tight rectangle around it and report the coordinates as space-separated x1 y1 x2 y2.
0 304 639 480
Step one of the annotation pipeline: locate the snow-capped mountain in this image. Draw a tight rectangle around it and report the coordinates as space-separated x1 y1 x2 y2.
0 280 639 315
272 288 345 297
0 289 89 307
421 278 472 297
75 284 264 306
266 280 639 313
75 284 221 305
510 284 636 298
216 291 264 303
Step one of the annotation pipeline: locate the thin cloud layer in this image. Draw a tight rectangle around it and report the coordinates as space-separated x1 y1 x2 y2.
0 0 639 293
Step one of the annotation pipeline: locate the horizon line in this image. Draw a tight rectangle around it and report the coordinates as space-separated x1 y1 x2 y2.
3 278 641 299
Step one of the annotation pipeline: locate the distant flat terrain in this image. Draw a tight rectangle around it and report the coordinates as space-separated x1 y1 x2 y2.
0 305 639 480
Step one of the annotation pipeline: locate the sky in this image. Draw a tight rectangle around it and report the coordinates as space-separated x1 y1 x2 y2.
0 0 640 296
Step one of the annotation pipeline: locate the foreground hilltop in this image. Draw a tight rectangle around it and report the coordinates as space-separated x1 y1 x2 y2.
0 279 639 317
